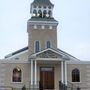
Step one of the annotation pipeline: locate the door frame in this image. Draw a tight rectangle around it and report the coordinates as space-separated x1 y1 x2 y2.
40 67 54 89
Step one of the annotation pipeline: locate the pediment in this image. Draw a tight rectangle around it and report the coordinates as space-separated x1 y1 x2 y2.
29 48 70 60
36 49 62 58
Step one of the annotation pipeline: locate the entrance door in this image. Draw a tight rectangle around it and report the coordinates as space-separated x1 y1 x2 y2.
40 67 54 89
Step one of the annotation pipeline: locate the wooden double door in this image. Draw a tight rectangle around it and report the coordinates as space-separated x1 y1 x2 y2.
40 67 54 89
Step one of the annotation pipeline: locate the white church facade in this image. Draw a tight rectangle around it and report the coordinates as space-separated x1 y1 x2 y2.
0 0 90 90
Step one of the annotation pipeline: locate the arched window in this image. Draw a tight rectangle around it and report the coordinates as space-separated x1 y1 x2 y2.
46 41 51 48
38 10 42 18
39 6 41 8
43 10 47 18
48 6 51 9
33 5 36 8
12 67 22 82
72 68 80 82
44 6 46 9
48 10 52 18
33 10 37 17
35 41 40 53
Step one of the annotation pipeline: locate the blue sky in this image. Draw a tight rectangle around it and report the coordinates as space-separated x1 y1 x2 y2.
0 0 90 60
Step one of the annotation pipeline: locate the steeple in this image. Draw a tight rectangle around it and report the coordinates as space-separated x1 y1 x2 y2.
30 0 54 18
27 0 58 55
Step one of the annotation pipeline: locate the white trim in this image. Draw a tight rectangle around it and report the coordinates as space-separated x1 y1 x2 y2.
65 61 67 85
41 25 45 29
1 58 67 63
71 82 82 84
67 61 90 64
31 60 33 85
45 40 52 49
28 20 58 24
30 48 69 60
49 26 53 29
34 60 37 85
11 67 23 84
0 60 29 64
36 58 63 61
71 68 81 83
28 21 58 25
61 61 64 83
5 50 28 60
34 25 37 29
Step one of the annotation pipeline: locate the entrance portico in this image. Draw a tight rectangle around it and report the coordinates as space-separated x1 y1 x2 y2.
29 48 69 89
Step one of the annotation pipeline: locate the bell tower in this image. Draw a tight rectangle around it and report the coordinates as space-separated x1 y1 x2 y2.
27 0 58 55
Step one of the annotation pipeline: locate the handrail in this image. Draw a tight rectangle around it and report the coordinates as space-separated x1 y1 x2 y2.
59 81 80 90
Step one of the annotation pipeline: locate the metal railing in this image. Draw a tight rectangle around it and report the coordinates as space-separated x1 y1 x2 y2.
1 87 90 90
59 81 80 90
1 82 90 90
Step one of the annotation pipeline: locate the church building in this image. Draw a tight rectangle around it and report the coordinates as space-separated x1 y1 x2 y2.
0 0 90 90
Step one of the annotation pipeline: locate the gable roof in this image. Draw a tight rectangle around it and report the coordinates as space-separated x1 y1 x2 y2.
29 48 70 60
57 49 80 61
4 46 80 61
5 47 28 58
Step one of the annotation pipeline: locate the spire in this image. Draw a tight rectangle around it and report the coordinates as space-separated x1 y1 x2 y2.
30 0 54 18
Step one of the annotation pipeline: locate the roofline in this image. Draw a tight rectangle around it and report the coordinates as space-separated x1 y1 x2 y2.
57 48 80 61
4 46 80 61
5 46 28 58
27 20 58 25
67 61 90 64
29 48 70 60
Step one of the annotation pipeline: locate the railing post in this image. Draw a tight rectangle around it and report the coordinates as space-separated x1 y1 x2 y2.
59 81 67 90
59 81 81 90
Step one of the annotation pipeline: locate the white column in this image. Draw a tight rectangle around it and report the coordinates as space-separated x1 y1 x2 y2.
61 61 64 83
35 60 37 85
31 60 33 85
65 61 67 85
